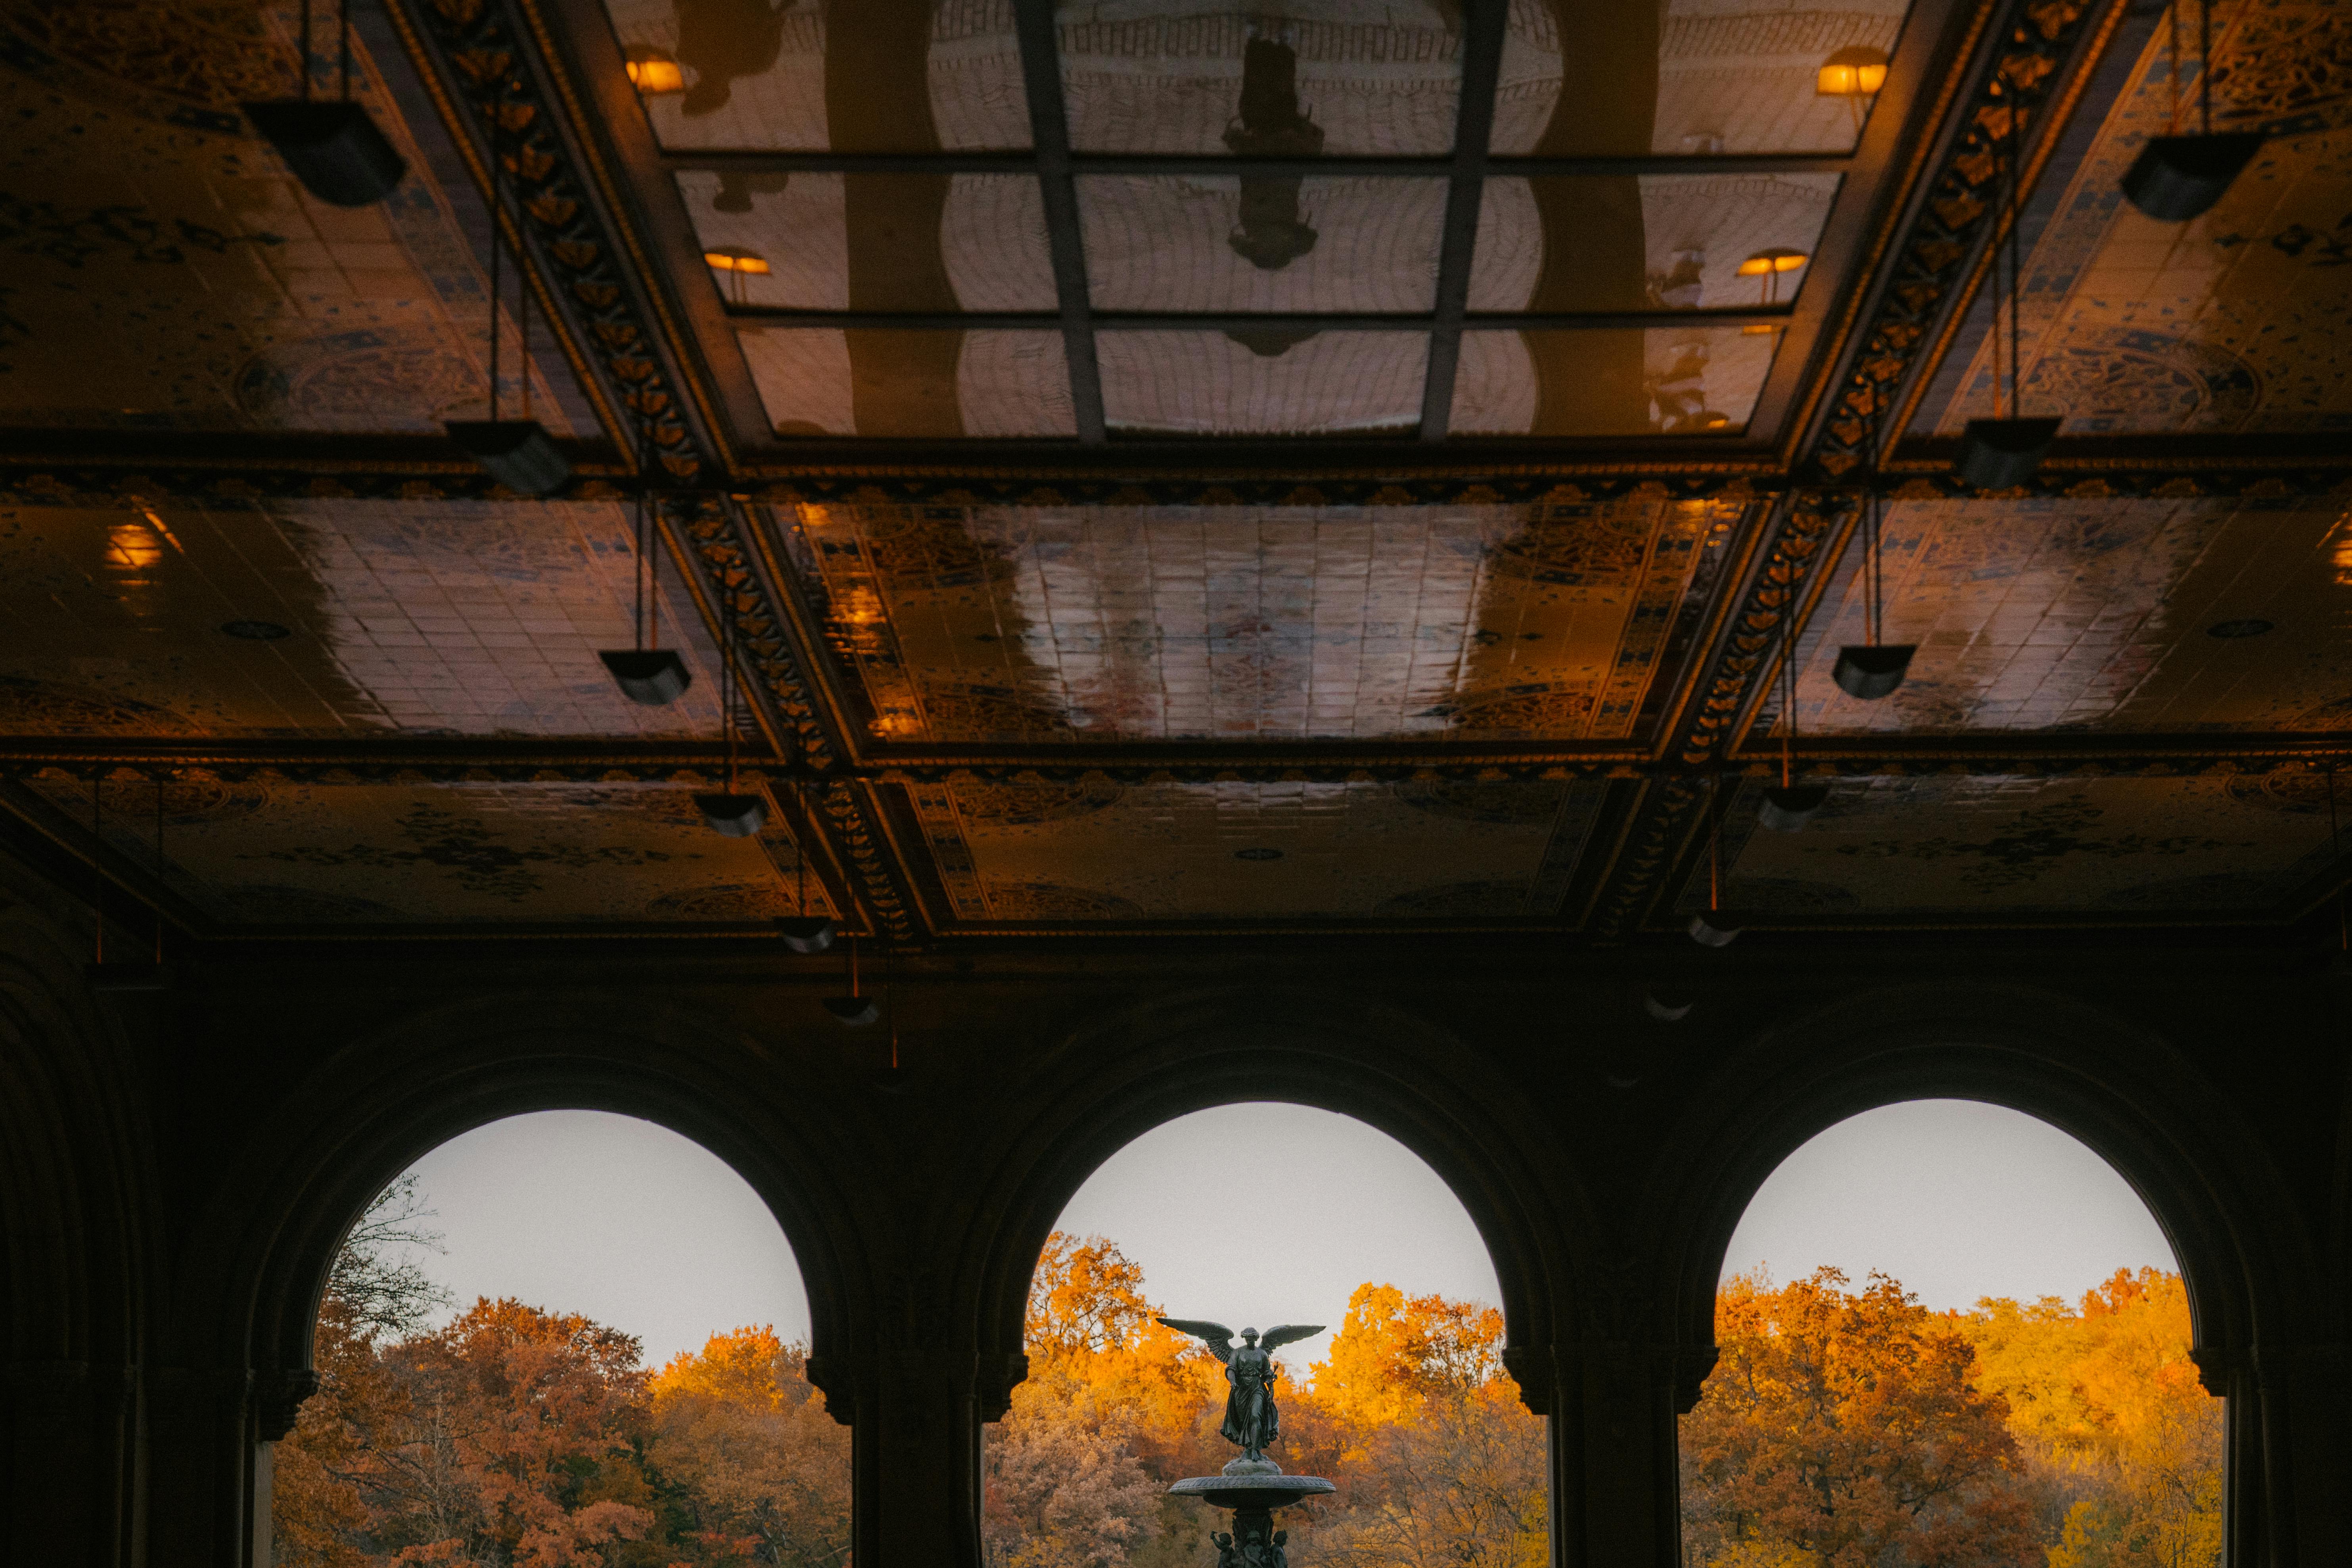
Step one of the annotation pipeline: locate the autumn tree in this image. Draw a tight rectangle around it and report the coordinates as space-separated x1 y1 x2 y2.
646 1326 851 1568
275 1175 453 1568
1303 1284 1545 1568
1964 1269 2221 1568
375 1299 656 1568
1681 1267 2038 1568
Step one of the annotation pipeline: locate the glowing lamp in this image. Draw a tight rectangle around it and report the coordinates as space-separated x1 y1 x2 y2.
1689 912 1742 947
1738 249 1809 277
625 46 686 95
824 995 880 1026
1815 47 1889 97
703 248 771 275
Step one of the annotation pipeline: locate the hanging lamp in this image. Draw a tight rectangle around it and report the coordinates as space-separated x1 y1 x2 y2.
695 579 769 836
445 67 571 496
1643 986 1696 1022
1955 100 2059 489
1834 475 1915 699
1759 639 1829 830
2122 0 2261 221
824 935 880 1026
243 0 406 207
599 414 692 704
1688 776 1742 946
774 778 838 952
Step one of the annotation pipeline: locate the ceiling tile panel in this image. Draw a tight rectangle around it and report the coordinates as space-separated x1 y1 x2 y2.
0 0 588 434
1790 496 2352 736
781 498 1723 743
1097 331 1427 435
1680 773 2335 922
905 775 1604 922
0 500 723 739
25 776 823 928
1919 0 2352 439
742 327 1075 437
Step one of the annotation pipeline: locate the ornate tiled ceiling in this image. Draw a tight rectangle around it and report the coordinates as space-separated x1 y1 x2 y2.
4 0 2351 945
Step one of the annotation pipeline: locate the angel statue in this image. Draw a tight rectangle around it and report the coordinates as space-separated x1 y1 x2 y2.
1158 1320 1322 1464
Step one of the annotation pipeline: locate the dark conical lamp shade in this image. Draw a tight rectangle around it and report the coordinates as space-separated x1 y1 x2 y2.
695 792 769 837
824 995 880 1026
1643 987 1695 1022
1758 783 1830 832
2121 133 2263 222
774 916 837 953
598 649 691 706
1688 912 1742 947
1954 416 2061 489
446 420 572 497
1833 643 1915 700
243 102 406 206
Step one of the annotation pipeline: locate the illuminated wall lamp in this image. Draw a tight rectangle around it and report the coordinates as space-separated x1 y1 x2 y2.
1815 47 1888 97
624 46 686 95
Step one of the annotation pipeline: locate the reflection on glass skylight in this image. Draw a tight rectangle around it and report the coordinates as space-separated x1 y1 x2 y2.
605 0 1030 151
677 171 1056 311
1491 0 1913 156
741 328 1074 437
1099 331 1427 435
1079 176 1445 312
1056 2 1465 155
1451 326 1782 437
1469 173 1839 311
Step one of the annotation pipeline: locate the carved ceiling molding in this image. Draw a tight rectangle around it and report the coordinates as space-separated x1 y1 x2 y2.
1810 0 2118 481
17 739 2350 787
740 472 1781 509
378 0 931 937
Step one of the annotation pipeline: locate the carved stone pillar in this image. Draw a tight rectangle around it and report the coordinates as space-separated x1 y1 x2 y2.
1509 1333 1702 1568
143 1367 260 1568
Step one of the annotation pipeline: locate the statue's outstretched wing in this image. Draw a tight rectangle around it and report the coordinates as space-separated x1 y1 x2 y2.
1257 1324 1324 1352
1157 1318 1236 1362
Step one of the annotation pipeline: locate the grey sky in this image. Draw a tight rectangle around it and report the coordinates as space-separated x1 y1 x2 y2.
1721 1099 2178 1311
403 1112 809 1368
384 1098 2176 1376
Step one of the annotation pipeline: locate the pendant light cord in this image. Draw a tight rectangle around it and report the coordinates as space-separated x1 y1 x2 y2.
2167 0 2183 134
487 97 502 425
2199 0 2214 137
1708 774 1721 913
1781 633 1796 788
2006 110 2022 423
299 0 313 104
2330 764 2344 951
337 0 351 101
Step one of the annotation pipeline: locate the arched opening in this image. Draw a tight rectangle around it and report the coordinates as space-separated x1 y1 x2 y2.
987 1102 1543 1566
1681 1099 2220 1568
270 1111 849 1568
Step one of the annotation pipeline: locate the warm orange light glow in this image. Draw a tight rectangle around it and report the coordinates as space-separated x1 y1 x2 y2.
1738 249 1809 276
1742 324 1783 336
624 47 685 94
107 524 163 571
1816 48 1889 96
703 248 772 276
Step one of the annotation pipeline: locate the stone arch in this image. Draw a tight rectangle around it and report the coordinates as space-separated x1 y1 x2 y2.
171 989 870 1423
0 885 152 1566
957 983 1593 1418
1641 980 2317 1562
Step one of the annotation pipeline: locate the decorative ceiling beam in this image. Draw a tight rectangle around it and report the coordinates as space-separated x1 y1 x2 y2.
11 734 2346 785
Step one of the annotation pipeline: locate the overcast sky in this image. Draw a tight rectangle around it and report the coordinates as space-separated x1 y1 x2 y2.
390 1098 2177 1375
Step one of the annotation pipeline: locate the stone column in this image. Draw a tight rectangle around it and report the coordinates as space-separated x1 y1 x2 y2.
2 1358 138 1568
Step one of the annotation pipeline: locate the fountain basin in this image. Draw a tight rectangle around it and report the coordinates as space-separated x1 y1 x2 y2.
1168 1474 1335 1512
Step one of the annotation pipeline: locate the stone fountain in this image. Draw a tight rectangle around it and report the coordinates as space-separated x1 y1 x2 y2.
1157 1319 1336 1567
